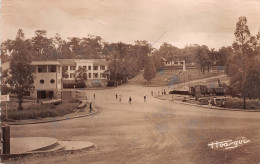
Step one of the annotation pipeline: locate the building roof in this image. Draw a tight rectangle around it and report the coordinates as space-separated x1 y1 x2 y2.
93 59 108 66
75 59 92 64
58 59 76 66
31 61 61 65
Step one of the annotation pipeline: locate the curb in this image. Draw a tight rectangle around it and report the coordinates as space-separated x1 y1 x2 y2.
1 142 94 161
155 96 260 113
5 104 98 126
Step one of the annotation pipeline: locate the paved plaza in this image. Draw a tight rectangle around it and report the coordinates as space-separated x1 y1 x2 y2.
8 81 260 163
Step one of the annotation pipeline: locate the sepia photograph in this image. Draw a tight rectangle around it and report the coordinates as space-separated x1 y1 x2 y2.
0 0 260 163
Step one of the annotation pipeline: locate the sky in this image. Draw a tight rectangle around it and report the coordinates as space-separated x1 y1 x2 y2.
1 0 260 49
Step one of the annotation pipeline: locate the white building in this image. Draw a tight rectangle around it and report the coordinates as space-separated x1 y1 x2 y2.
31 61 62 99
59 59 109 87
162 58 187 71
1 61 63 99
1 59 109 100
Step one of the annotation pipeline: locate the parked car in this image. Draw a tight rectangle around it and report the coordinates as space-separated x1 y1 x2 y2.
211 97 226 107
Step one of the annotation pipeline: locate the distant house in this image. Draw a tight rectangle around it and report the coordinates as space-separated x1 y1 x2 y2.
162 58 187 71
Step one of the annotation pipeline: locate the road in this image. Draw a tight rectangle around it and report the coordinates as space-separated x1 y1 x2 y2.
9 82 260 164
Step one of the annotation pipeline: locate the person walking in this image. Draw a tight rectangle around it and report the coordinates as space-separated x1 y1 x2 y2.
129 96 132 105
119 95 121 103
93 93 95 99
89 102 93 113
151 91 153 96
144 95 146 102
115 93 118 100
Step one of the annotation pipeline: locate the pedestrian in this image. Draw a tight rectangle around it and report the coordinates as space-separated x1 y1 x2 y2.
89 102 93 112
144 95 146 102
164 89 166 95
151 91 153 96
115 93 118 100
93 93 95 99
129 96 132 105
119 95 121 103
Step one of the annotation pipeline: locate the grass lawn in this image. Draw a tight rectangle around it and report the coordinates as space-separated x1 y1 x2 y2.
149 68 225 87
1 98 81 122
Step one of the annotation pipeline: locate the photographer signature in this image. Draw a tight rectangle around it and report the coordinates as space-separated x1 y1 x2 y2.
208 137 250 150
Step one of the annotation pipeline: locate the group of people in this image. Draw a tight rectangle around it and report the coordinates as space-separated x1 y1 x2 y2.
114 93 147 104
87 89 167 111
151 89 167 97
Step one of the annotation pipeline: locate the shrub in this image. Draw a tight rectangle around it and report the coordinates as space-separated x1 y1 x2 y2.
1 100 79 121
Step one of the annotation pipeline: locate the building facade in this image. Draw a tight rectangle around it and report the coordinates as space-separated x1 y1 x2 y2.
31 61 62 99
162 58 187 71
1 59 109 100
59 59 109 87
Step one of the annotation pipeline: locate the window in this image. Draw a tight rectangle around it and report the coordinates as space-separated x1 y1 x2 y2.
89 73 91 78
93 66 98 70
63 66 68 71
83 66 87 70
88 66 91 70
100 66 105 70
70 66 75 70
48 65 56 72
40 79 44 84
94 73 98 78
50 79 55 83
38 66 47 73
70 73 75 78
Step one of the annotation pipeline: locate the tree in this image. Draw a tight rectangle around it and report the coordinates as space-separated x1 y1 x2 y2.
195 45 210 74
81 35 103 59
6 29 35 110
151 50 163 71
226 17 259 109
143 57 156 84
181 44 199 64
216 46 232 66
107 42 130 84
62 67 69 78
31 30 57 60
1 39 13 63
75 66 88 84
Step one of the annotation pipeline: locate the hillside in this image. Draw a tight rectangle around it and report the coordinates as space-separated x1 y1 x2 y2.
128 68 226 87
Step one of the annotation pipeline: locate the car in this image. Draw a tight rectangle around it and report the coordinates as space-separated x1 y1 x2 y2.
211 97 226 107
